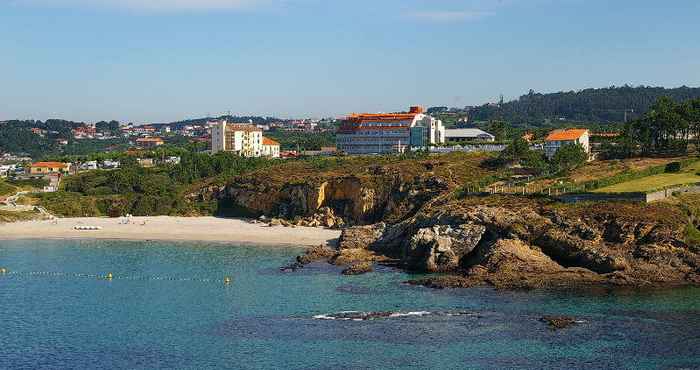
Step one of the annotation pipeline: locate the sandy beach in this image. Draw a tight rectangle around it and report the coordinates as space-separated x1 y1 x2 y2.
0 216 341 247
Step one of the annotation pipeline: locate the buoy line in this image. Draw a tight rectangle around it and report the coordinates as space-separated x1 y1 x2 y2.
0 270 229 284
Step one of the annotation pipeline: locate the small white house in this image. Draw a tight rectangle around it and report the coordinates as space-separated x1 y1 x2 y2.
262 138 281 158
544 129 590 159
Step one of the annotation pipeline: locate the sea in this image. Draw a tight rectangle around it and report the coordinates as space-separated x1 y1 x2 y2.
1 239 699 370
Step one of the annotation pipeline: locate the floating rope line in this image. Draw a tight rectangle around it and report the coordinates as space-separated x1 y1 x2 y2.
0 270 225 284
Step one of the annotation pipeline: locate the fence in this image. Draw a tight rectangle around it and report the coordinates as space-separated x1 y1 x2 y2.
464 182 700 204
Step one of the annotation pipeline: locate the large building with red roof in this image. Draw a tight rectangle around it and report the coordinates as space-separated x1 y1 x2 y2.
336 106 445 155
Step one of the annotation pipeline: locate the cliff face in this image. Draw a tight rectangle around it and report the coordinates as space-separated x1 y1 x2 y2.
219 170 450 225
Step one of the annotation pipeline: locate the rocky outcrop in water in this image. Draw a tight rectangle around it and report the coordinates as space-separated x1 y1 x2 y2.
339 199 700 289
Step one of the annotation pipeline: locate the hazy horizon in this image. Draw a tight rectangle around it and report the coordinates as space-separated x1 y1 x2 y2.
2 0 699 123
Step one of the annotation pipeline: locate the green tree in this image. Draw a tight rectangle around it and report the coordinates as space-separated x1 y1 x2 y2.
498 137 530 164
551 143 588 173
487 120 509 141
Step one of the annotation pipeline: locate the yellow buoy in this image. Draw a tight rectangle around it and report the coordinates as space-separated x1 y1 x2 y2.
106 272 113 280
0 268 6 274
224 277 232 284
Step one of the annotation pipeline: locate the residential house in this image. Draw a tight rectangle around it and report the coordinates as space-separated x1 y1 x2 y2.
29 162 71 175
544 129 590 159
137 158 155 168
261 138 281 158
135 137 165 149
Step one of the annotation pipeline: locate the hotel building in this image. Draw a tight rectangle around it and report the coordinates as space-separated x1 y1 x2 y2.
336 106 445 155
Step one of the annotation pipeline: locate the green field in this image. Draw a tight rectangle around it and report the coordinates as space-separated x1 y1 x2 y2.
594 160 700 193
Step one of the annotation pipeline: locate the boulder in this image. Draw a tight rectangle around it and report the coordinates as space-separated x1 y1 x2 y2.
403 224 486 272
338 223 386 250
342 262 374 275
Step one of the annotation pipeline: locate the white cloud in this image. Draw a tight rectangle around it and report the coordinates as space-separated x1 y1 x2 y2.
406 10 495 23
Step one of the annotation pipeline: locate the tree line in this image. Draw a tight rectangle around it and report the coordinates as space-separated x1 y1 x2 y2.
467 85 700 126
613 97 700 157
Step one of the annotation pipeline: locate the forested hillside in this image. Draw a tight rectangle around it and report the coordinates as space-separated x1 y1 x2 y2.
0 120 79 157
468 86 700 126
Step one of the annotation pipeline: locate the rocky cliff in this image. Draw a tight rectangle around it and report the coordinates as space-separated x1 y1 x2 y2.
194 154 700 290
202 153 486 226
337 196 700 289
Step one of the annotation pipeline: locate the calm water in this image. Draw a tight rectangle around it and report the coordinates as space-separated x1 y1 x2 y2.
1 240 699 370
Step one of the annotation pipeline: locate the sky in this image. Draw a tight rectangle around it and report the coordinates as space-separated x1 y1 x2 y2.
1 0 699 123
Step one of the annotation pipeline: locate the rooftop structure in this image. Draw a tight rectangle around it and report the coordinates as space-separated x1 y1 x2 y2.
444 128 495 142
336 106 445 154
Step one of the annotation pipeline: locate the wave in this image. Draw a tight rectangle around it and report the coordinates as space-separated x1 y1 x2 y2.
312 310 476 321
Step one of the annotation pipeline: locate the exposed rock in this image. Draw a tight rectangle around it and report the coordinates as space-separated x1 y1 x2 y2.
342 262 374 275
338 223 386 250
540 316 578 330
296 245 337 265
405 275 481 289
333 248 378 266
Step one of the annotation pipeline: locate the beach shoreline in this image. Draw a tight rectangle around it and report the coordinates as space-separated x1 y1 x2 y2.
0 216 341 247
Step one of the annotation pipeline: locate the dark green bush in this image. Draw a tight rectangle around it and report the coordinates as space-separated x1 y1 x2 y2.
665 162 682 173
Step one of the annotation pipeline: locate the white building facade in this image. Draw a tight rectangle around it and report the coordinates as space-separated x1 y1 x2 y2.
211 121 264 157
261 138 281 158
336 106 445 155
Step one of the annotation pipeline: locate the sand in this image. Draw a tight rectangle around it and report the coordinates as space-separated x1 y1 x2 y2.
0 216 341 247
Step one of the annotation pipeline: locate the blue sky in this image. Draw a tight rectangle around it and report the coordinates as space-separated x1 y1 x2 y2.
1 0 699 123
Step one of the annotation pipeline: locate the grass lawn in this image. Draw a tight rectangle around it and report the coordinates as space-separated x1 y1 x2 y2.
594 160 700 193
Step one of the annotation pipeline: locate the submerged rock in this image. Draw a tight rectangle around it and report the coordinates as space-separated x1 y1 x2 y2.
540 316 579 330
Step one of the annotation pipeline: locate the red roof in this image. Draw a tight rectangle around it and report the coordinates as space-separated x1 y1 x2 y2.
31 162 68 168
136 137 164 142
263 137 280 146
545 129 588 141
338 106 425 133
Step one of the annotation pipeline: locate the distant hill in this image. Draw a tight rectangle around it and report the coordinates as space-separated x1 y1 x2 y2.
163 115 281 129
466 85 700 126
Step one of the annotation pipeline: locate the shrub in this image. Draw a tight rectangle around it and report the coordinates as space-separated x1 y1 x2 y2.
665 162 682 173
685 223 700 247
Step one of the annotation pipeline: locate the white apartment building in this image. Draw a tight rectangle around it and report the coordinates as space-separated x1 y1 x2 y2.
336 106 446 155
211 121 264 157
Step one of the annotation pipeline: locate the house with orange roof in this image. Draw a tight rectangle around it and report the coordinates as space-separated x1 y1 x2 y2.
544 129 590 159
261 137 281 158
29 162 70 175
135 137 165 149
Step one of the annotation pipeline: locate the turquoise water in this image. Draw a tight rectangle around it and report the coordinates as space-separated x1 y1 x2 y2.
1 239 699 370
